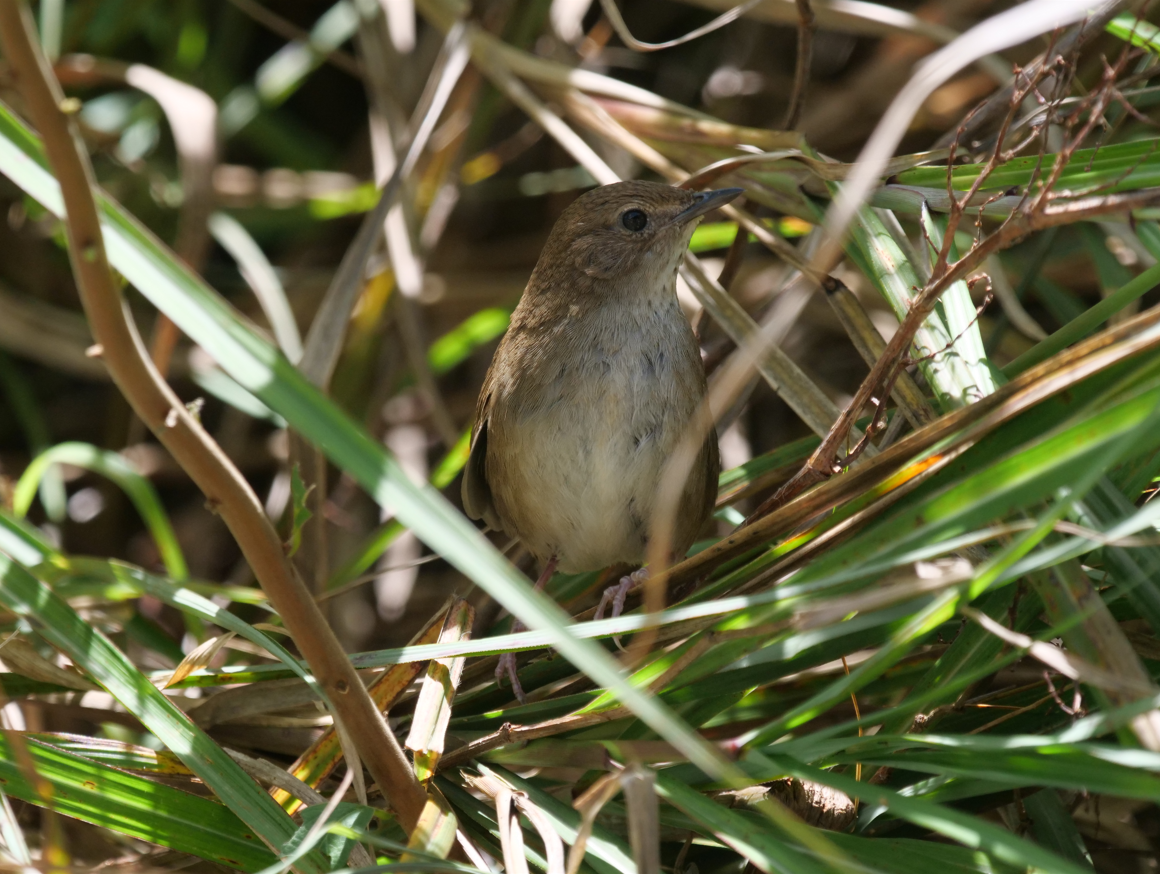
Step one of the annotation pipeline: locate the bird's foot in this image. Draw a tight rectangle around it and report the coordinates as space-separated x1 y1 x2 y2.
496 617 528 704
492 559 556 707
595 567 649 650
495 652 527 705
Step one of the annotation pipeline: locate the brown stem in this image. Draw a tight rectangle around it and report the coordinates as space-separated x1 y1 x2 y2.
0 0 428 833
716 205 750 291
781 0 815 131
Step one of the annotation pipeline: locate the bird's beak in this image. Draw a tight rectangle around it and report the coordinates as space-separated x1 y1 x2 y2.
673 187 744 224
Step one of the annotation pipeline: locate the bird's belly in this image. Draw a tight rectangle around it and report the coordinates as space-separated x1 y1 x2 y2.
490 356 693 573
500 417 667 572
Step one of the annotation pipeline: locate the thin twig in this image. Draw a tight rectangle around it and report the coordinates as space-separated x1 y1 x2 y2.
934 0 1126 149
597 0 763 51
781 0 814 130
716 211 750 291
0 0 429 834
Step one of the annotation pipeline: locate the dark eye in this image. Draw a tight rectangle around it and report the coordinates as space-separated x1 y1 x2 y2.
621 209 648 232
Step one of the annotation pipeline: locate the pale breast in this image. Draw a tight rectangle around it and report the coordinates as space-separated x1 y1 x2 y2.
484 300 706 573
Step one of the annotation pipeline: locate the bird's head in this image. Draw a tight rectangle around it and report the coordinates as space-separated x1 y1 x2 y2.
534 180 743 296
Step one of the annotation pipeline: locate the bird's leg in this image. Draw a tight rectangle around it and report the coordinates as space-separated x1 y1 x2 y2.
496 555 557 704
594 567 649 649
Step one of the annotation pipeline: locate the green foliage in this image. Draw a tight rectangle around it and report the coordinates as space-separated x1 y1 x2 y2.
2 4 1160 874
287 462 314 558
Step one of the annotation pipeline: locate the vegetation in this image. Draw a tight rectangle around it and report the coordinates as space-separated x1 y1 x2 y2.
1 1 1160 873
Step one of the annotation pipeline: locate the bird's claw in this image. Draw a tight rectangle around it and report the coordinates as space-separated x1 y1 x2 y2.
495 652 527 704
595 567 649 650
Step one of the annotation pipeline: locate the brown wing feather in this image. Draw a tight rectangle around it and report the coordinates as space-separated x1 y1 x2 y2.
462 387 502 532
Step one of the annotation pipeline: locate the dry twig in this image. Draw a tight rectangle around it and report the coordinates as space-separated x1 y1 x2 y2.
781 0 815 131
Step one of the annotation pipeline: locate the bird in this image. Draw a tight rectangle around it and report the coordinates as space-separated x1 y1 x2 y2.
463 180 741 701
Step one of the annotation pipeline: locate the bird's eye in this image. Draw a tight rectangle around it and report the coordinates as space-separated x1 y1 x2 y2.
621 209 648 232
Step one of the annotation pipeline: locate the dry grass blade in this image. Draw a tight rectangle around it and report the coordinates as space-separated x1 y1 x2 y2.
1 637 97 692
680 256 844 440
962 607 1154 699
465 770 530 874
567 773 623 874
497 787 529 874
272 603 453 814
298 23 471 389
598 0 764 51
471 43 618 185
515 795 566 874
401 791 461 861
822 280 935 428
406 599 474 781
620 765 660 874
679 0 998 46
163 632 236 689
781 0 815 130
1034 558 1160 750
226 748 326 806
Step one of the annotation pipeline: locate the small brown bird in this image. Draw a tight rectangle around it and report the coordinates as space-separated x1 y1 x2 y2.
463 180 741 699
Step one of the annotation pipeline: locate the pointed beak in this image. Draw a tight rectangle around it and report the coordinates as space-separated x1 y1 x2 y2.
674 187 744 224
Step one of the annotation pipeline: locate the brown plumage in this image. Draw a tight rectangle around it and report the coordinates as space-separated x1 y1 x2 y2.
463 181 739 577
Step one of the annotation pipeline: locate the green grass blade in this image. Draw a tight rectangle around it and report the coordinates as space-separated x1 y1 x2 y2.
0 553 326 873
56 557 314 687
0 735 278 872
1003 261 1160 376
1023 790 1094 870
13 442 188 581
0 508 58 565
654 773 837 874
1106 13 1160 54
754 753 1094 874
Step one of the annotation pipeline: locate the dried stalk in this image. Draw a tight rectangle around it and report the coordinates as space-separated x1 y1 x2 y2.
781 0 815 130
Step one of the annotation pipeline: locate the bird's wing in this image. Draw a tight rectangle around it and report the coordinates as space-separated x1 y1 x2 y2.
462 387 501 531
700 426 720 524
